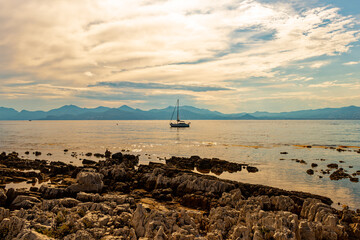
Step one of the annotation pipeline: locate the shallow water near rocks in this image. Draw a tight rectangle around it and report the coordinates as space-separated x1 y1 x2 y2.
0 120 359 209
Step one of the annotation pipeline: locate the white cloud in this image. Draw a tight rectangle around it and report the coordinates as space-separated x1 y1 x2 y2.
343 61 360 65
0 0 359 111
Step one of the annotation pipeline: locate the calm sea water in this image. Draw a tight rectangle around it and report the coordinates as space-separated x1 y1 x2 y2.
0 120 359 209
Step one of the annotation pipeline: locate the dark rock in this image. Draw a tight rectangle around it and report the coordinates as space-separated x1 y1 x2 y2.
350 177 359 183
105 149 111 158
0 188 6 206
24 151 29 155
112 152 123 161
94 153 105 158
82 159 96 165
64 149 69 152
246 166 259 173
280 152 288 154
311 163 318 168
327 163 338 169
330 168 350 180
181 193 210 210
85 152 92 157
299 160 307 164
33 151 41 156
306 169 314 175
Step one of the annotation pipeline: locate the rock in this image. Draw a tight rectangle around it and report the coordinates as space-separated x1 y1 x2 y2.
0 216 26 239
299 221 315 240
93 153 105 158
17 229 53 240
82 159 96 165
246 166 259 173
39 185 68 199
311 163 318 168
68 170 104 193
0 207 10 222
0 189 6 206
154 226 167 240
280 152 288 154
85 153 92 157
112 152 123 161
327 163 338 169
350 177 359 182
330 168 350 180
131 204 146 237
11 195 41 209
306 169 314 175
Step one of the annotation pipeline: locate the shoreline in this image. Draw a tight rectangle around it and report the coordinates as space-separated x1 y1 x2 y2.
0 151 359 239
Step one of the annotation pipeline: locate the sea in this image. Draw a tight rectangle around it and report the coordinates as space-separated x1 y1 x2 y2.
0 120 359 209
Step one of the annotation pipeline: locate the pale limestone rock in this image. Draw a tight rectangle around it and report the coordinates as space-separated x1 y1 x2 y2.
68 171 104 193
17 229 54 240
131 204 146 238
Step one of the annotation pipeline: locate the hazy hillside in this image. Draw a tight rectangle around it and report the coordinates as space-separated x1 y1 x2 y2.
0 105 360 120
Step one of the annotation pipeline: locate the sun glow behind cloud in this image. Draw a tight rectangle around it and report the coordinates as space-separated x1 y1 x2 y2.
0 0 359 112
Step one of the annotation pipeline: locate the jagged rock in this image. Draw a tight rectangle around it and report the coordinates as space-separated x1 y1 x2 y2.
154 226 167 240
64 230 95 240
330 168 350 180
17 229 53 239
0 207 10 221
77 192 103 202
39 185 68 199
0 216 26 240
68 171 104 193
131 204 146 237
11 195 41 209
0 188 6 206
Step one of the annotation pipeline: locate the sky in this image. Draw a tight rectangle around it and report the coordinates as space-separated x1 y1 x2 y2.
0 0 359 113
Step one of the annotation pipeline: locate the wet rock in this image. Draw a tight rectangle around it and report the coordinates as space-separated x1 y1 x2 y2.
306 169 314 175
68 170 104 193
330 168 350 181
327 163 338 169
82 159 96 165
93 153 105 158
246 166 259 173
350 177 359 183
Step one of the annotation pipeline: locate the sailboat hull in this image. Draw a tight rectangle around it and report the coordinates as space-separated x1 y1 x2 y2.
170 122 190 128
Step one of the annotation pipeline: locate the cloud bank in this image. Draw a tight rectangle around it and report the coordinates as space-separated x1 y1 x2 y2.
0 0 359 112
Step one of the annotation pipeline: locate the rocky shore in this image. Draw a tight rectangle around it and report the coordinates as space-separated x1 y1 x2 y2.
0 151 359 239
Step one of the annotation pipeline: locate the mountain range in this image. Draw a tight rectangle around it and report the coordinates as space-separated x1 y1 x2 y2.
0 105 360 120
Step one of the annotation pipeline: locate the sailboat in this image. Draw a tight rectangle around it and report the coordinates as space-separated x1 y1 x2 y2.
170 99 190 128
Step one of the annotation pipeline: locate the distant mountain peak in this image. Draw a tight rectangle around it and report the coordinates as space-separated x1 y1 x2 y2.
118 105 135 111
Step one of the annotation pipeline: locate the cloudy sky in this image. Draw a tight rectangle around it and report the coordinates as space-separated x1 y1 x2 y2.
0 0 359 113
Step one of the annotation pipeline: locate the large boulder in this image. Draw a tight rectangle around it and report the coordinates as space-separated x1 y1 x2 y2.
68 170 104 193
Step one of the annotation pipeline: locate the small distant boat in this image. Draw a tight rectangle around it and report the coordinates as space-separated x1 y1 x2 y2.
170 99 190 128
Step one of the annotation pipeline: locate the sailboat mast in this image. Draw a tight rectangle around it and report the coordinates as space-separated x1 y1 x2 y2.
177 99 180 122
